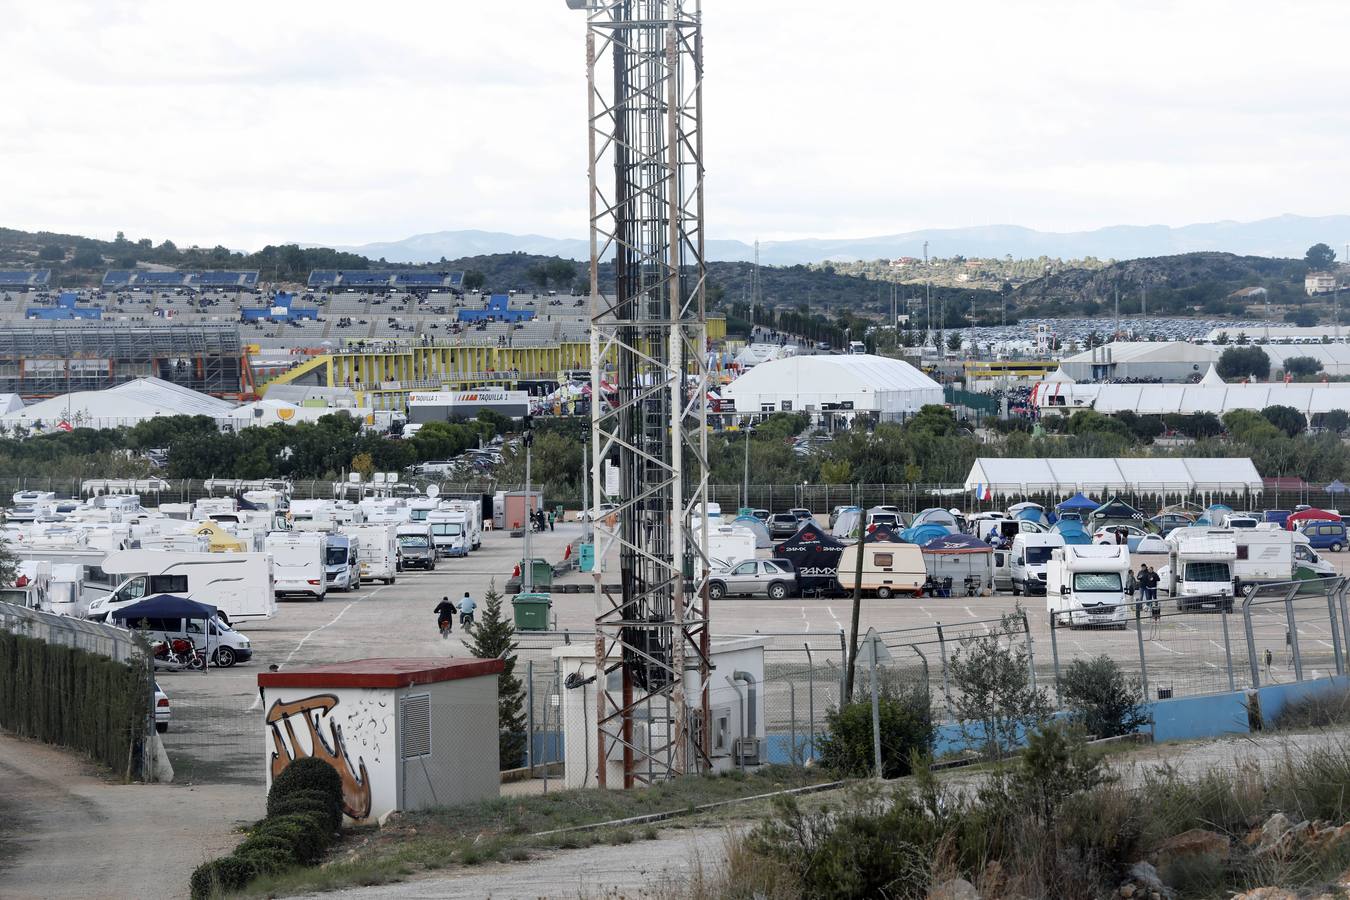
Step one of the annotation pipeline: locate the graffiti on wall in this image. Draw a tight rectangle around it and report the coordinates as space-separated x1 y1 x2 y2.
266 693 373 820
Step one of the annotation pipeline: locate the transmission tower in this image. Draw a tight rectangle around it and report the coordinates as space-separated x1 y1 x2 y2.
572 0 711 788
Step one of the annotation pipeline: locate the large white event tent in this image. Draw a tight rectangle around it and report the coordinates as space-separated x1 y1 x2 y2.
964 457 1264 498
0 377 233 430
1036 382 1350 417
721 354 942 420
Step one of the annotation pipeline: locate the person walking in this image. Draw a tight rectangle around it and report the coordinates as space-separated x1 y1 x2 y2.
434 596 458 638
457 591 477 628
547 509 555 532
1144 565 1160 608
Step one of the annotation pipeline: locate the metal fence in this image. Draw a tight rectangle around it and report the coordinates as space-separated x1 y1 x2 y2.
0 600 142 664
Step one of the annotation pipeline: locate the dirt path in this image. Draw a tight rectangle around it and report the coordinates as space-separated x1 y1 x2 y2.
0 731 261 900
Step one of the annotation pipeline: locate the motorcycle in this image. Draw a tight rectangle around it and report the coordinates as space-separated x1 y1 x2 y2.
151 637 206 671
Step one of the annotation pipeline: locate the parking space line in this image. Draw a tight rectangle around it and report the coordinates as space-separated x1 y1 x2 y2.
1150 640 1181 655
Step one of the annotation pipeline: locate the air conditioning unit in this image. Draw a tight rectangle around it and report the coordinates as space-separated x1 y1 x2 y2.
733 736 761 766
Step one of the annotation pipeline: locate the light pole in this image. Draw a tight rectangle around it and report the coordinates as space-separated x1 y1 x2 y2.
522 414 534 592
742 431 750 511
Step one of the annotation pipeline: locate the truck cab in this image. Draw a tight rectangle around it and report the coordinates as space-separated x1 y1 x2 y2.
1010 533 1066 596
1045 545 1130 628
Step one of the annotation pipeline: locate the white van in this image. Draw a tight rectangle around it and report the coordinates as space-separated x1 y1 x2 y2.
265 532 328 601
87 550 277 622
1010 533 1066 596
324 533 361 591
117 610 253 668
428 510 469 558
1162 528 1236 611
835 543 926 598
342 524 400 584
0 561 51 611
1045 545 1131 628
1294 533 1336 579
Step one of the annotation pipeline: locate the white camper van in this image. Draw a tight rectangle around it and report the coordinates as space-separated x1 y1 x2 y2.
324 533 361 591
443 499 483 550
1045 545 1131 628
342 523 400 584
427 510 469 558
1010 533 1066 596
1162 528 1236 611
86 550 276 622
704 524 757 568
0 561 51 610
395 523 436 570
264 532 328 601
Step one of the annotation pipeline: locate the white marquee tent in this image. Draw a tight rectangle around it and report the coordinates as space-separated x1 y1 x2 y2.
722 354 942 420
965 457 1264 497
0 377 233 431
1037 382 1350 417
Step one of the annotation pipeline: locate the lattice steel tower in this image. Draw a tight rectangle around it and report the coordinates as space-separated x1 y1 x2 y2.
569 0 711 788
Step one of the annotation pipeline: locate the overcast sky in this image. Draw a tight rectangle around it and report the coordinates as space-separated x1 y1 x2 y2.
3 0 1346 250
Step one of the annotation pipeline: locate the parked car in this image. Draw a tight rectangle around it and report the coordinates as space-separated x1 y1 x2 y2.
1299 521 1348 552
1093 524 1150 545
707 558 797 600
1149 513 1193 536
788 507 813 521
749 509 770 523
154 682 171 733
769 513 800 539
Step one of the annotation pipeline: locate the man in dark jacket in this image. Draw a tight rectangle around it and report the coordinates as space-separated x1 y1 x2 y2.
434 596 458 636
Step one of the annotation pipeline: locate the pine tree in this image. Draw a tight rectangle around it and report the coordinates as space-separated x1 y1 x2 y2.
465 580 527 768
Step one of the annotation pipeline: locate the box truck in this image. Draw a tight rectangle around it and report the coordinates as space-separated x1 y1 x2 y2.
264 532 328 601
86 550 276 622
1045 544 1131 628
343 523 400 584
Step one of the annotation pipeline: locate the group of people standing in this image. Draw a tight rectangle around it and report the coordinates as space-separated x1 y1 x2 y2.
1128 564 1161 615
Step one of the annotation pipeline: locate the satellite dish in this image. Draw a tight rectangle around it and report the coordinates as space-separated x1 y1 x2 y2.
426 484 440 499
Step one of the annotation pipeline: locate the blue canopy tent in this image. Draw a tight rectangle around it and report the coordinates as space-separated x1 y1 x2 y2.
921 534 994 594
1050 520 1092 545
899 523 951 546
1056 493 1099 512
1196 503 1233 527
1326 480 1349 495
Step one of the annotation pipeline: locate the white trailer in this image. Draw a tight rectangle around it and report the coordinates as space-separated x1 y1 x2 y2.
264 532 328 601
342 524 400 584
87 549 277 622
1045 545 1131 628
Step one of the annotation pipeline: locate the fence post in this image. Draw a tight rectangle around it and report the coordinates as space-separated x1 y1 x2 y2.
838 629 848 706
1284 585 1303 682
1048 609 1062 698
1133 598 1150 700
1338 579 1350 673
869 645 882 778
1221 607 1236 692
804 643 816 761
935 623 953 710
1326 582 1345 677
1243 597 1261 689
1021 610 1037 695
789 680 798 765
526 659 535 776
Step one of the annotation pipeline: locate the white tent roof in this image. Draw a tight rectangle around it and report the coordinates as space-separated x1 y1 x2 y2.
0 377 233 427
722 354 942 413
1059 341 1218 365
1043 368 1075 383
1039 382 1350 418
965 457 1264 497
1198 365 1225 387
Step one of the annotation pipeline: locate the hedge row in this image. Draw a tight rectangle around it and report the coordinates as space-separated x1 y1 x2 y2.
190 758 344 899
0 630 149 776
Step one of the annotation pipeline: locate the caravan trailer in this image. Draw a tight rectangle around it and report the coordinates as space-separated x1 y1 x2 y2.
835 543 926 598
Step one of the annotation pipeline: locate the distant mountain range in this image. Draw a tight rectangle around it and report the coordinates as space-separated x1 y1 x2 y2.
318 215 1350 266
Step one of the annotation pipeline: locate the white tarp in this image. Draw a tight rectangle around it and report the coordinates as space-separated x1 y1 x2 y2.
965 457 1264 497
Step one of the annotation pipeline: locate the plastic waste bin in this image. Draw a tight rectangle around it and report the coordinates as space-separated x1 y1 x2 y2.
512 593 552 631
521 558 553 590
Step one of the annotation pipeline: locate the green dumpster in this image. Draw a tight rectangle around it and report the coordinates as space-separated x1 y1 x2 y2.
521 558 553 590
512 593 552 631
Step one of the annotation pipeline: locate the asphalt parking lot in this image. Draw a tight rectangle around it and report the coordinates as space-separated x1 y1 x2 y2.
154 519 1350 783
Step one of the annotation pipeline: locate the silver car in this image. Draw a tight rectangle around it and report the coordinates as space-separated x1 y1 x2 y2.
707 558 796 600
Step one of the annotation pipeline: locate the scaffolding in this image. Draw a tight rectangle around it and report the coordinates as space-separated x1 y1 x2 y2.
580 0 712 787
0 324 250 399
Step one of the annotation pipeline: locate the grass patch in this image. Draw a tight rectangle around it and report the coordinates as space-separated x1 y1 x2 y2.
1273 686 1350 730
238 765 828 897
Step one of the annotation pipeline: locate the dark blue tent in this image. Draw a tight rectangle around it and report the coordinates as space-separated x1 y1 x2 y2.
110 595 217 623
921 534 990 553
864 525 901 543
1056 492 1099 512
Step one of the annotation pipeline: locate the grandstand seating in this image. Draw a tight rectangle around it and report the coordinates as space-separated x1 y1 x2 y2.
306 269 464 290
0 270 51 289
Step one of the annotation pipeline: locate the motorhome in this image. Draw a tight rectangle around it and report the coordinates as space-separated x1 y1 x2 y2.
324 533 361 591
395 523 437 570
0 561 51 610
835 543 926 598
1009 533 1066 596
427 510 469 558
87 550 277 622
1045 545 1131 628
443 499 483 550
342 523 400 584
1293 532 1336 579
704 524 757 568
49 563 86 617
264 532 328 601
1162 528 1236 611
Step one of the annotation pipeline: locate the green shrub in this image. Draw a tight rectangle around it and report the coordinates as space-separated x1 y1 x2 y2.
1058 656 1148 738
266 787 341 833
189 856 258 900
268 757 343 811
817 682 932 779
261 812 332 865
232 833 298 874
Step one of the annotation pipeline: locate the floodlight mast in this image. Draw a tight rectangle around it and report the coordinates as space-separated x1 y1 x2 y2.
571 0 712 788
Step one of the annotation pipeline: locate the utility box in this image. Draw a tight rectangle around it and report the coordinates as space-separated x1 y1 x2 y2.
579 543 595 573
258 657 504 825
512 593 552 631
552 637 766 789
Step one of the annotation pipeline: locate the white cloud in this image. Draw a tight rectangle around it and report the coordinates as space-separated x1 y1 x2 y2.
1 0 1346 249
